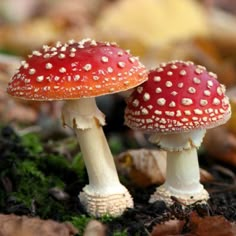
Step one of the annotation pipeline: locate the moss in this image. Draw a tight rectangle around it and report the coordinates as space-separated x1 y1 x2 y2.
0 126 86 220
69 215 92 234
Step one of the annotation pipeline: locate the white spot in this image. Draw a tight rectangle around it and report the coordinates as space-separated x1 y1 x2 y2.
118 62 125 68
182 98 193 106
213 98 220 105
54 76 60 81
170 65 177 69
217 86 223 96
184 110 191 115
132 99 139 107
68 39 75 44
69 53 75 57
58 53 65 59
43 53 50 59
204 90 211 96
181 118 189 122
155 87 162 93
154 110 162 115
178 83 183 88
157 98 166 106
169 101 176 107
59 67 66 73
107 67 113 73
50 47 57 52
129 57 136 63
207 80 214 88
154 76 161 82
137 86 143 94
166 81 172 87
117 51 123 56
93 76 99 80
143 93 150 101
188 87 196 94
165 111 175 116
29 68 36 75
171 91 178 96
32 50 42 56
167 71 173 76
23 63 29 69
45 63 53 69
36 76 44 82
101 56 109 63
209 71 217 78
176 110 182 117
193 77 201 84
74 75 80 81
83 64 92 71
60 46 67 52
179 70 187 76
194 109 203 115
200 99 208 106
141 108 149 115
157 68 164 72
195 68 203 74
160 118 167 124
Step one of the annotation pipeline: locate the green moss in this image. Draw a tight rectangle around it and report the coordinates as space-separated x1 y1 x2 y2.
0 126 86 220
69 215 92 234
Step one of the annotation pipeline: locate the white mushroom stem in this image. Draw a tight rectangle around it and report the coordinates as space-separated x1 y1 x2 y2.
149 130 209 205
62 98 133 216
164 148 203 195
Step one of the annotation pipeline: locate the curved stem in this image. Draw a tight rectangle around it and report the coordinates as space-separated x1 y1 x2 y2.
62 98 126 194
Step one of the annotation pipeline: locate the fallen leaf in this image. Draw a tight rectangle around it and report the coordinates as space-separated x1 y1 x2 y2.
83 220 106 236
116 149 213 187
189 213 236 236
0 214 78 236
95 0 208 56
151 219 185 236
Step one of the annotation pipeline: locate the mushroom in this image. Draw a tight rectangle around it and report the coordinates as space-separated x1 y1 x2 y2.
125 60 231 205
7 38 148 217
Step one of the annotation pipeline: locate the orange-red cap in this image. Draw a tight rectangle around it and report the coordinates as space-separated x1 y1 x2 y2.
7 39 147 100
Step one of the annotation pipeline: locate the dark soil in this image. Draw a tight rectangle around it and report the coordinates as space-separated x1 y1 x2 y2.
0 125 236 235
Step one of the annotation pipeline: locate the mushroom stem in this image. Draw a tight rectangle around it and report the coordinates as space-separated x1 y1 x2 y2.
75 119 122 193
164 148 203 195
149 130 209 205
62 98 133 216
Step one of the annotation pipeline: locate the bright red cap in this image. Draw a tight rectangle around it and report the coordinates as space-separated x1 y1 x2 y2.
125 60 231 133
7 39 147 100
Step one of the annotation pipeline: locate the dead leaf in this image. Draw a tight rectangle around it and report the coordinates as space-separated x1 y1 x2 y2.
151 219 185 236
189 213 236 236
116 149 213 187
83 220 106 236
95 0 208 56
0 214 78 236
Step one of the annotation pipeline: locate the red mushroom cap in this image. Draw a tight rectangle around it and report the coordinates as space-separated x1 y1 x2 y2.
125 60 231 133
7 39 147 100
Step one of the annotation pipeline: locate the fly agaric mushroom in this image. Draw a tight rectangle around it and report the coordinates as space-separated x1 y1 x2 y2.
7 38 148 217
125 60 231 205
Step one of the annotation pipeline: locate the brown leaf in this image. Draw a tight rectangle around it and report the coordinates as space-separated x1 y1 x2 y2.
0 214 78 236
116 149 167 187
203 125 236 166
83 220 106 236
116 149 213 187
189 213 236 236
151 219 185 236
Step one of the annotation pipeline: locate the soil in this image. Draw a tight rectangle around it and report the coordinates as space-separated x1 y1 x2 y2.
0 125 236 236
